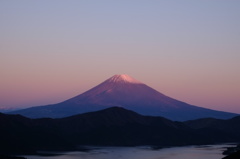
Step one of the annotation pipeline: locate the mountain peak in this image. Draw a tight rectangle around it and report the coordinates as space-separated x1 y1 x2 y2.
107 74 142 84
10 74 238 121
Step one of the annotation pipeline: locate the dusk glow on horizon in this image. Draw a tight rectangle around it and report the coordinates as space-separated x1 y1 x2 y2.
1 1 240 113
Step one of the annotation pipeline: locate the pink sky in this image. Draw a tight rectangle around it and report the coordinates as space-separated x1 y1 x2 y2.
1 1 240 113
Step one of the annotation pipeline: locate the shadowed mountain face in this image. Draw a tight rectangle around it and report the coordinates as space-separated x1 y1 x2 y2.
10 74 238 121
1 107 240 155
185 116 240 133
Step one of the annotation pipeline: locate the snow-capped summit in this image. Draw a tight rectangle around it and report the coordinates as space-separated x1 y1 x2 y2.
107 74 142 84
10 74 238 121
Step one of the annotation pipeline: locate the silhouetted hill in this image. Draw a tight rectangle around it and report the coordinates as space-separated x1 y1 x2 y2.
0 113 73 155
184 116 240 141
223 144 240 159
54 107 193 146
1 107 240 155
0 155 26 159
223 151 240 159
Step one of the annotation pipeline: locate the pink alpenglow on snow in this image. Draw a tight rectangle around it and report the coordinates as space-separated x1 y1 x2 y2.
108 74 142 84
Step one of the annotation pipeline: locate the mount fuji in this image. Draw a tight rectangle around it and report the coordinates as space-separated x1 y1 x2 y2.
10 74 237 121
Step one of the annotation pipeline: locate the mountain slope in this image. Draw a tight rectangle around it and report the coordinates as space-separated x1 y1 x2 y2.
10 74 238 121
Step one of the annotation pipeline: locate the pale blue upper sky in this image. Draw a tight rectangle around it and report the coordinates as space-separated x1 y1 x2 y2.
1 0 240 113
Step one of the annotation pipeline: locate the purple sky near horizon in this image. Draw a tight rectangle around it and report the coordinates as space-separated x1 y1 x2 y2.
1 0 240 113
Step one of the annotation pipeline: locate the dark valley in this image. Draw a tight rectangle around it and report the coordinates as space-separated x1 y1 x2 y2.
1 107 240 155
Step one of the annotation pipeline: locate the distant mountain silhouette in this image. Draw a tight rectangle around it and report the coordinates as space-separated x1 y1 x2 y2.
1 107 240 155
185 116 240 135
10 74 238 121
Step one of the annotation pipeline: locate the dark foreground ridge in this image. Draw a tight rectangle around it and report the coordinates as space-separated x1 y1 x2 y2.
223 151 240 159
0 155 26 159
222 144 240 159
1 107 240 155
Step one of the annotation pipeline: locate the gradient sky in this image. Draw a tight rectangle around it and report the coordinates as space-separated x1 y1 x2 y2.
1 0 240 113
